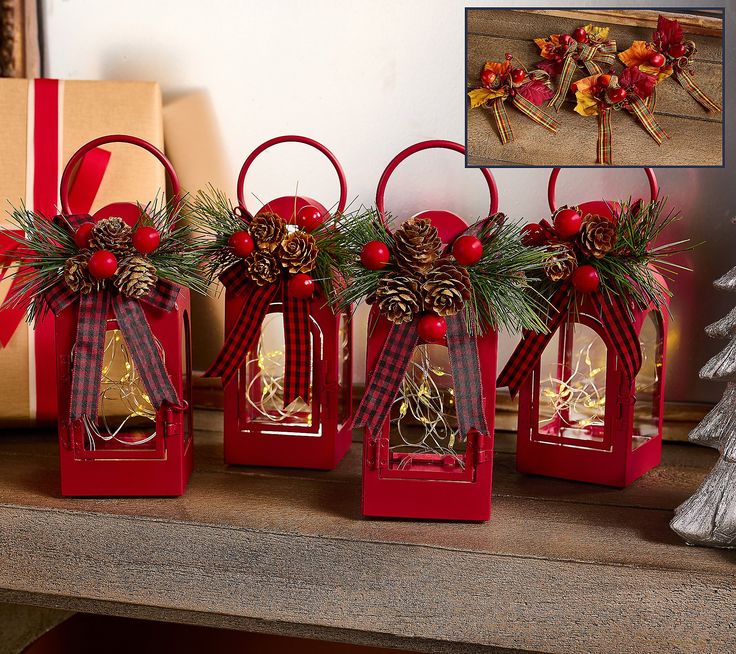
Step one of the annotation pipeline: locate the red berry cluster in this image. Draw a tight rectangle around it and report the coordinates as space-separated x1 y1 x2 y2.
572 73 628 108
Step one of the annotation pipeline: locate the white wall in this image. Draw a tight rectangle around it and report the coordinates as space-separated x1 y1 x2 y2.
43 0 735 401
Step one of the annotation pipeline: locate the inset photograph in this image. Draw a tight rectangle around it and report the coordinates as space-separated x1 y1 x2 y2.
466 9 724 166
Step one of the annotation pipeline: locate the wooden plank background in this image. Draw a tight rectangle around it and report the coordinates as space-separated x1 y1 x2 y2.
466 9 723 167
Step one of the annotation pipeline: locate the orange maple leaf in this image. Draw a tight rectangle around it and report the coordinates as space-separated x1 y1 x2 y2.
483 60 511 76
619 41 656 68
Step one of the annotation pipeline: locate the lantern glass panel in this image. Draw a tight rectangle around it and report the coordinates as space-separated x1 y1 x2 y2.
632 311 663 450
242 310 317 432
388 344 466 471
537 320 608 447
82 323 159 452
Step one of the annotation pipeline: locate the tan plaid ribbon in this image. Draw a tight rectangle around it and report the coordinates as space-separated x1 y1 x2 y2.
675 65 721 113
489 94 559 145
549 40 617 111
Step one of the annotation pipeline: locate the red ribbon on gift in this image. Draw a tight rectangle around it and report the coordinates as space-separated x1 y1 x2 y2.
497 283 643 397
203 262 311 406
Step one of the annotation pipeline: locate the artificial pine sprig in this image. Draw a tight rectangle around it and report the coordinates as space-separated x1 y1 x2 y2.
334 208 551 336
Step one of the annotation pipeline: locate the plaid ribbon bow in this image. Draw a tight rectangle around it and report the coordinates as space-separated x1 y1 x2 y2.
45 214 181 421
489 90 560 145
203 263 311 406
497 283 642 398
353 312 488 440
549 39 617 111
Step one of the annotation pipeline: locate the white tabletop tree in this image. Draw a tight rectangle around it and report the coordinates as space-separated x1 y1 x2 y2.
671 261 736 548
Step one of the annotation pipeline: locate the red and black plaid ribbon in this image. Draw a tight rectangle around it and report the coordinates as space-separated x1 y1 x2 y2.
354 312 488 440
45 214 181 420
497 284 642 398
203 262 311 406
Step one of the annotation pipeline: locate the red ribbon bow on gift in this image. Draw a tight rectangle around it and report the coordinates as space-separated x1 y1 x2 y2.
44 213 181 421
204 262 311 406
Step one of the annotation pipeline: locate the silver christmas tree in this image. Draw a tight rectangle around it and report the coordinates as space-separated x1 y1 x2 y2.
671 261 736 547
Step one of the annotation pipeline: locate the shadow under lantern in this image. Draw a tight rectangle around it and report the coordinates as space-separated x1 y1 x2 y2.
221 136 353 470
361 141 498 521
55 135 193 497
513 168 668 488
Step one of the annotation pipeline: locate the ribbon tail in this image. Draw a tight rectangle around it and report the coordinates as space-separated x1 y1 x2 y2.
497 286 572 398
675 68 721 113
282 285 311 407
511 94 560 134
489 98 513 144
627 95 669 145
113 294 180 410
69 291 110 421
203 282 279 384
446 313 488 438
353 320 419 436
548 54 576 112
597 109 613 165
599 292 642 384
646 86 657 113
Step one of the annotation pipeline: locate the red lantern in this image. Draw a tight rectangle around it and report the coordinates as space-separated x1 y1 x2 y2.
221 136 353 469
512 168 667 487
362 141 498 521
55 136 193 497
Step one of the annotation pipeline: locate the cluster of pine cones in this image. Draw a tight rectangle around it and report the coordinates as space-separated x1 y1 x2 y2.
63 218 158 298
242 213 318 286
369 218 471 324
543 208 615 282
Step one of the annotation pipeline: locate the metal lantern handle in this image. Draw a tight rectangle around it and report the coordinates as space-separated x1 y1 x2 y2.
547 167 658 213
375 140 498 225
60 134 181 215
236 135 348 219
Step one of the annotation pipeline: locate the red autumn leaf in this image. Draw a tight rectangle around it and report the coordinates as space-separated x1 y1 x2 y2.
517 78 554 106
654 14 683 50
536 58 564 77
618 65 657 98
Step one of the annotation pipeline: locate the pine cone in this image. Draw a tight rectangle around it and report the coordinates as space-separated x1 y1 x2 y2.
421 261 471 317
280 231 318 274
579 213 615 259
393 217 442 274
244 250 280 286
89 217 133 254
250 213 286 252
114 255 158 298
543 245 578 282
370 273 421 324
63 252 100 294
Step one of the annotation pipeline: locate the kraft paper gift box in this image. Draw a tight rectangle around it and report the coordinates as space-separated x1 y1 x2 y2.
0 79 165 426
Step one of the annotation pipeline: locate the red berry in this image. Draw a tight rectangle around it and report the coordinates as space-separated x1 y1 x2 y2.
417 313 447 343
480 69 497 89
649 52 665 68
452 235 483 266
229 231 254 258
572 265 600 294
510 68 526 85
598 74 612 88
572 27 587 43
88 250 117 279
608 87 628 104
668 43 687 58
287 273 315 299
295 206 323 232
559 34 573 46
570 83 578 93
73 222 94 249
521 223 545 246
360 241 390 270
131 226 161 254
553 209 582 239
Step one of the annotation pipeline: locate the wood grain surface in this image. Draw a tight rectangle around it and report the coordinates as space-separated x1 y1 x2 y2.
0 419 732 654
466 10 723 167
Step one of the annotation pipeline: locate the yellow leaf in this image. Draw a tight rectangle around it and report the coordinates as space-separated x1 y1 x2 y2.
640 63 673 82
618 40 655 68
468 88 503 109
574 90 600 117
584 24 609 41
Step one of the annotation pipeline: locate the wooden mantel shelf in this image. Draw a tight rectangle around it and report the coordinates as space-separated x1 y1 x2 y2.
0 415 734 654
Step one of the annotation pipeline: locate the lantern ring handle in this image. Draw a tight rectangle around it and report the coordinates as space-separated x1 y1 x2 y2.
60 134 180 215
375 140 498 225
547 167 658 213
236 135 347 219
